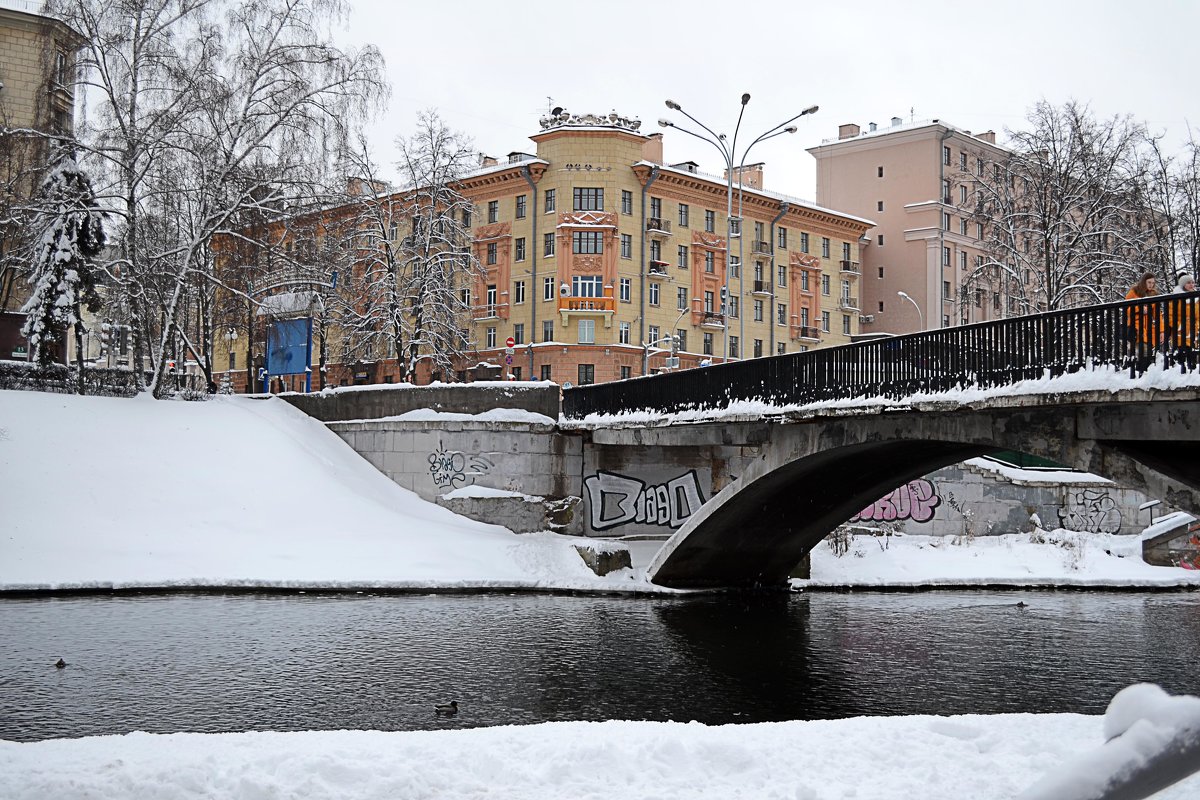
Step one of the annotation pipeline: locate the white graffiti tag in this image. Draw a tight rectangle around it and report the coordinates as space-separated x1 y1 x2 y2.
584 470 706 531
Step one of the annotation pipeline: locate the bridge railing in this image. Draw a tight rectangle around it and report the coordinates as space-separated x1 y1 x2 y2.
562 291 1200 419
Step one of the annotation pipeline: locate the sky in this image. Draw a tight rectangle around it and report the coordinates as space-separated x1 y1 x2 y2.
336 0 1200 199
3 386 1200 797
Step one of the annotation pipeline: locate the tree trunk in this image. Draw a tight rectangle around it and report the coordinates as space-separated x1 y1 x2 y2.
74 310 86 395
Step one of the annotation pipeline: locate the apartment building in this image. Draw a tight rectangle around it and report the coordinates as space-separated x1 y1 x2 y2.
0 0 84 357
220 110 873 391
807 118 1011 335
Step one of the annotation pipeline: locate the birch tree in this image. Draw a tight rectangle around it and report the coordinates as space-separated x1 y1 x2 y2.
20 149 106 391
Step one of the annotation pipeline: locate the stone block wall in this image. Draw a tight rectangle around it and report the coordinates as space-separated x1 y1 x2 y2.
281 381 561 423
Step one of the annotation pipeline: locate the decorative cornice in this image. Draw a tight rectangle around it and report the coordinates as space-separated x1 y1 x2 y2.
558 211 617 228
539 109 642 133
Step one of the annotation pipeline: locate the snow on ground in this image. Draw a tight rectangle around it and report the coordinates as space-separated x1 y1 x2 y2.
3 388 1200 800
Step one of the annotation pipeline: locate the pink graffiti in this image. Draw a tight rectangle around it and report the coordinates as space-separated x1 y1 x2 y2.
852 479 942 523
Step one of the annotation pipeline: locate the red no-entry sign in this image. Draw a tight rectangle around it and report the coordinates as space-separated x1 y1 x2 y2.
505 337 515 348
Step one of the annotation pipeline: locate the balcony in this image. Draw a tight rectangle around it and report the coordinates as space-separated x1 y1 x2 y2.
559 296 615 313
752 240 771 255
648 260 670 277
472 302 509 320
700 311 726 328
646 217 672 237
838 296 860 311
752 279 772 295
795 325 820 341
839 260 860 275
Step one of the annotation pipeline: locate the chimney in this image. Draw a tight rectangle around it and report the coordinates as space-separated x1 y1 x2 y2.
891 116 902 127
838 123 860 140
479 153 497 167
868 122 877 132
978 130 996 144
642 132 664 164
728 163 764 190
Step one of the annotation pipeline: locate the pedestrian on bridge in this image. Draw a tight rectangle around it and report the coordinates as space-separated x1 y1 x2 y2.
1125 272 1167 352
1169 273 1197 369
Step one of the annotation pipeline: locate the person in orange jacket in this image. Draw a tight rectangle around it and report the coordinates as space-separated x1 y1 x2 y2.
1125 272 1166 348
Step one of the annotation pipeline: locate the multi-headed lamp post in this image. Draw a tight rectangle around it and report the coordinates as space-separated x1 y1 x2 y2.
660 96 817 363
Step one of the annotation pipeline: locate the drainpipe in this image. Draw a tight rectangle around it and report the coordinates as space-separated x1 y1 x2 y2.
768 201 789 356
521 164 538 377
640 165 661 375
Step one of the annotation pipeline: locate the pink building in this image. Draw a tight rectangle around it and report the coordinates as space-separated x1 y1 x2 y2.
808 118 1011 335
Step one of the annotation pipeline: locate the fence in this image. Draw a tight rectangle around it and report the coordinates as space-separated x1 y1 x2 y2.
0 360 142 397
563 292 1200 419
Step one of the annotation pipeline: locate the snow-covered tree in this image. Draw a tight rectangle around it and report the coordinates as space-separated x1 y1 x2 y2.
20 150 106 389
965 101 1166 312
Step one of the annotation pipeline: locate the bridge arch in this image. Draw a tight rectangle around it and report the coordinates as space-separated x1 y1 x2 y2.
646 401 1200 589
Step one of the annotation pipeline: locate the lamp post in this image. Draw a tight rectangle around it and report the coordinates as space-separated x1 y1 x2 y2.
660 97 818 363
897 290 924 331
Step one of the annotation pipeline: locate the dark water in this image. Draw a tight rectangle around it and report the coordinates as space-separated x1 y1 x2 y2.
2 591 1199 742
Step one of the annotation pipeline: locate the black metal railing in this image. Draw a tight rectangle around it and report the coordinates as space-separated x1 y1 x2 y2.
562 292 1200 419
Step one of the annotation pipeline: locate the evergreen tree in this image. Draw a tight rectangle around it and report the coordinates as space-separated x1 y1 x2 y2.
20 150 106 391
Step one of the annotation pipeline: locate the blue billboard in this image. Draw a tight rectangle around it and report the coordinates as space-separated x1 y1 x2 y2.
266 318 312 390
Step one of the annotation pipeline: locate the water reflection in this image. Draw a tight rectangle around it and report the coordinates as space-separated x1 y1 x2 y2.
1 591 1198 742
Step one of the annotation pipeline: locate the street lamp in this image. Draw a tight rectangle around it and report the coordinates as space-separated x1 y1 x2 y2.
897 291 924 330
661 97 818 364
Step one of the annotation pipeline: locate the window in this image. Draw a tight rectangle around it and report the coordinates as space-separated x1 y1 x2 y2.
800 232 810 253
777 342 787 355
729 256 740 278
960 151 968 170
515 237 526 261
729 336 739 358
754 221 765 241
487 200 499 223
620 366 631 380
650 197 662 219
575 187 604 211
977 223 984 240
578 319 595 343
512 367 522 380
649 239 661 263
486 284 497 314
777 263 787 287
754 262 764 282
705 251 714 273
942 246 951 267
676 329 687 352
877 201 884 212
942 212 951 231
801 271 810 291
487 242 497 265
678 203 689 227
54 49 68 85
542 320 554 341
821 311 831 332
841 279 851 299
540 364 552 380
544 276 555 301
974 289 983 308
677 286 688 310
648 282 660 306
462 209 472 227
878 234 885 246
486 326 497 347
578 364 595 385
777 303 787 325
648 325 659 344
993 293 1001 311
704 209 716 232
942 145 951 166
879 301 884 312
703 332 713 355
842 242 851 261
877 166 884 178
544 188 556 212
461 288 471 306
619 322 630 344
843 314 852 335
960 218 968 236
879 266 885 278
959 251 968 270
677 244 688 268
943 315 951 328
515 194 527 219
514 280 526 304
753 338 763 358
620 233 632 259
572 275 603 297
544 232 555 257
513 323 525 345
728 296 739 318
943 280 952 299
801 307 809 327
942 179 951 201
821 237 830 258
821 274 830 295
704 290 714 313
753 299 763 321
573 230 603 254
621 190 632 214
619 277 631 302
778 227 787 249
977 158 986 176
959 185 967 204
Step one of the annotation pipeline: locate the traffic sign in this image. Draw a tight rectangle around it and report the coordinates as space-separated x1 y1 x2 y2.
505 336 515 348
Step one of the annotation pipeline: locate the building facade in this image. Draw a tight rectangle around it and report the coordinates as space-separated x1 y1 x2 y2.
807 118 1012 336
220 111 873 391
0 0 84 357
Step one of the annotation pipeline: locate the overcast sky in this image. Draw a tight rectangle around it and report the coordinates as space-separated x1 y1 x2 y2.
339 0 1199 199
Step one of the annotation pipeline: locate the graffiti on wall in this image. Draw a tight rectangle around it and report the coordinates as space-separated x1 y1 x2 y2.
1057 488 1122 534
851 478 942 523
428 442 495 490
584 470 706 531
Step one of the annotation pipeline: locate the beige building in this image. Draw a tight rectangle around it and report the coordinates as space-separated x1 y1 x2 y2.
808 118 1011 335
0 0 84 356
